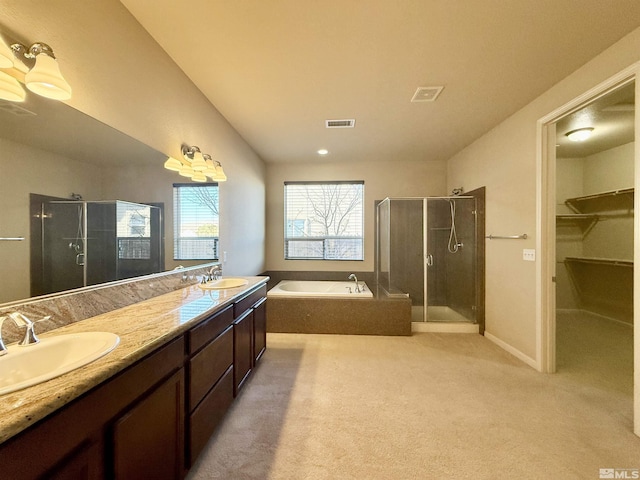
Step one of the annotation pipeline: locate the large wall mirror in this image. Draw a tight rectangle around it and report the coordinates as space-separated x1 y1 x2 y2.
0 93 169 304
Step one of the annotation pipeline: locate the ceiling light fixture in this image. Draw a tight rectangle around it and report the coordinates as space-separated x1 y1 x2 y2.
565 127 594 142
0 36 72 102
163 145 227 182
317 149 329 155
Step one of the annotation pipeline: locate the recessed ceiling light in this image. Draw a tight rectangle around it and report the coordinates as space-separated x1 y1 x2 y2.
317 149 329 155
565 127 594 142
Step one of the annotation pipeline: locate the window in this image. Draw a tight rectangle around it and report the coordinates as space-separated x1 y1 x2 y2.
117 202 153 260
173 183 219 260
284 181 364 260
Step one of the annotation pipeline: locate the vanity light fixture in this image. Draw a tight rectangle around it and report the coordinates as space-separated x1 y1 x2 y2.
0 37 15 68
0 36 72 102
163 145 227 182
565 127 594 142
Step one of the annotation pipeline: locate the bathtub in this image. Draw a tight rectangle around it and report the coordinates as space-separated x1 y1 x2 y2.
267 280 373 298
266 279 410 335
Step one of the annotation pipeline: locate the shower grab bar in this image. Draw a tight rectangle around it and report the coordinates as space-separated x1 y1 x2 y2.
485 234 528 240
0 237 25 241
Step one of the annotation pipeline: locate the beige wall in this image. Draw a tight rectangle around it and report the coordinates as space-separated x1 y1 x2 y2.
0 0 266 303
447 28 640 363
265 159 447 272
0 139 105 303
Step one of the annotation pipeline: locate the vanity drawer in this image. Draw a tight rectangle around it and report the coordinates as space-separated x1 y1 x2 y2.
188 305 234 354
234 285 267 318
188 366 234 466
188 325 233 409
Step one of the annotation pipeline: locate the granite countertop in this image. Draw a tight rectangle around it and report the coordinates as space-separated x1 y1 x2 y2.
0 276 269 445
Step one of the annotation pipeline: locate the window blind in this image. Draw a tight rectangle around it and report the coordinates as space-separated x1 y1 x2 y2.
284 181 364 260
173 183 219 260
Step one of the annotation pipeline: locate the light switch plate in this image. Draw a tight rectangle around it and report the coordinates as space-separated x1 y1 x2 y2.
523 249 536 261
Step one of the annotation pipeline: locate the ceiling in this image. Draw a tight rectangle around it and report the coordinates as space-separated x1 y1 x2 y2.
556 81 635 158
120 0 640 165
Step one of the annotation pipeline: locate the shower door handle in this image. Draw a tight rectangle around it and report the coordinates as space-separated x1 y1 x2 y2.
426 254 433 267
76 253 85 266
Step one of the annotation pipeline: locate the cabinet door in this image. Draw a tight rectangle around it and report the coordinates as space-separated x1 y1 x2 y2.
233 309 253 396
45 440 103 480
253 298 267 364
112 369 184 480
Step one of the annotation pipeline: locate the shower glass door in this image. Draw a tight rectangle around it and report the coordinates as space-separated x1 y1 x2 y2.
425 197 477 323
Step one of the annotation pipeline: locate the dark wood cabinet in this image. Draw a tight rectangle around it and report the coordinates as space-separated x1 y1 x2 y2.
185 306 235 467
253 297 267 364
46 440 103 480
112 369 184 480
0 337 184 480
233 308 254 395
0 282 268 480
233 285 267 395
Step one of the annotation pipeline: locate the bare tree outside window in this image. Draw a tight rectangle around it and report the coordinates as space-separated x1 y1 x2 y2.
173 184 220 260
284 181 364 260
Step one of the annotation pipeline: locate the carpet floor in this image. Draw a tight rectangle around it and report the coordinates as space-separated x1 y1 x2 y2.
187 315 639 480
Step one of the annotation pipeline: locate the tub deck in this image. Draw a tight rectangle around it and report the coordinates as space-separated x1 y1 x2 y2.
267 296 412 336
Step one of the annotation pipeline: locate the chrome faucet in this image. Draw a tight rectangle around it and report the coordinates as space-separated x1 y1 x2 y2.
207 264 222 281
348 273 361 293
0 312 47 356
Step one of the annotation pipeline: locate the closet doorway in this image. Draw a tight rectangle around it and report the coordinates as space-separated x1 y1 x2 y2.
539 68 638 435
554 81 634 396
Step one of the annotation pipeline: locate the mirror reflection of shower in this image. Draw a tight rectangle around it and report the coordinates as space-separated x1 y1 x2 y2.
68 204 85 266
36 199 163 296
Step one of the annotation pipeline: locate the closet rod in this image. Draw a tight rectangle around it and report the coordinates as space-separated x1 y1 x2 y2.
485 234 527 240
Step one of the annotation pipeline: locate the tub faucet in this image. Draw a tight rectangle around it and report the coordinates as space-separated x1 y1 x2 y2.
348 273 361 293
0 312 44 356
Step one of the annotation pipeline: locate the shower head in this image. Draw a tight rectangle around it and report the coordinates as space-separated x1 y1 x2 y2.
451 187 464 196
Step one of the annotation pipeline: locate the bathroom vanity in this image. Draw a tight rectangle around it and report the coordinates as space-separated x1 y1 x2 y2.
0 277 268 479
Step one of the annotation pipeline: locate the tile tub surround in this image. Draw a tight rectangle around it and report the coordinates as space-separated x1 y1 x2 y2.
267 296 412 336
0 276 269 445
0 264 217 345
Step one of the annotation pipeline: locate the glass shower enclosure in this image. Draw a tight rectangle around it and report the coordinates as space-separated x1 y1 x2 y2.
39 200 163 295
376 196 478 324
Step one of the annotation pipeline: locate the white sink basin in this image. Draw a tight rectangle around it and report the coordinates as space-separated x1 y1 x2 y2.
0 332 120 396
198 277 249 290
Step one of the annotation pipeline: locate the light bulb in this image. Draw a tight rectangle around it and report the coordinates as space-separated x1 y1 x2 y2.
163 156 182 171
0 70 26 102
0 37 15 68
191 171 207 182
179 163 194 177
25 53 72 100
565 128 594 142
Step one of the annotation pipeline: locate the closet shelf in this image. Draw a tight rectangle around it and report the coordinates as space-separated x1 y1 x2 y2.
564 187 634 214
555 214 598 237
564 256 633 268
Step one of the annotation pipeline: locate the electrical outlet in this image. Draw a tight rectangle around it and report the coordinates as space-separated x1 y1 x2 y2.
523 249 536 262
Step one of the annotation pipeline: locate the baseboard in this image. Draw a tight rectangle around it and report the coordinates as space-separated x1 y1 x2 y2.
412 322 479 334
484 331 539 370
556 308 633 328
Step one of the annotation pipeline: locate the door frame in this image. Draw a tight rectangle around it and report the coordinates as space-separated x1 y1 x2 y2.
537 63 639 435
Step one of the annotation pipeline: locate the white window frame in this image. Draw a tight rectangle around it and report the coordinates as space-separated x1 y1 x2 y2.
173 183 219 261
284 181 364 261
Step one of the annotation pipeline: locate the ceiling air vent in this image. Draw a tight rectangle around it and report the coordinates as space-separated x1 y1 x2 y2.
326 119 355 128
411 86 444 103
